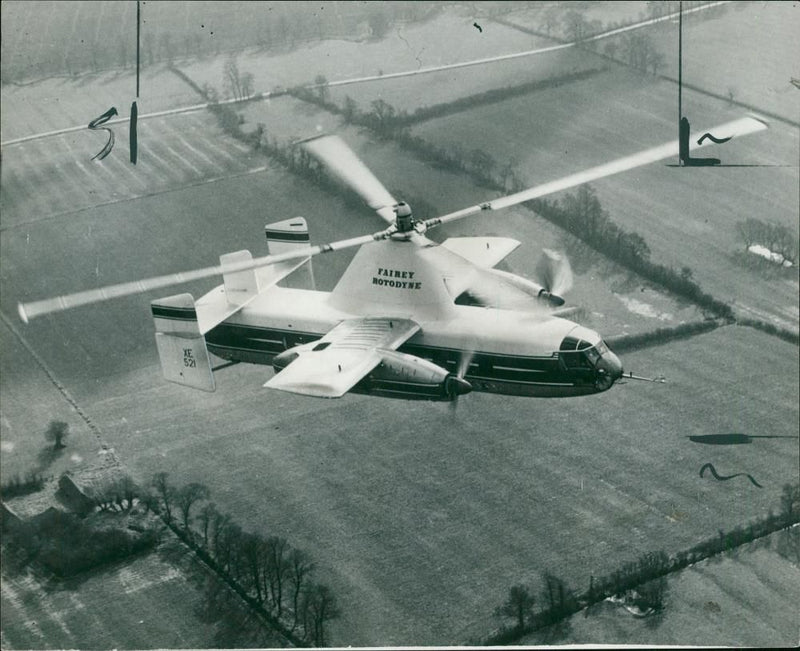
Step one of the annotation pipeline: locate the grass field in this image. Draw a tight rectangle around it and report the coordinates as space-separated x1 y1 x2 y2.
0 65 204 143
630 1 799 124
522 531 800 647
39 325 795 645
176 8 563 111
0 537 286 649
2 3 798 647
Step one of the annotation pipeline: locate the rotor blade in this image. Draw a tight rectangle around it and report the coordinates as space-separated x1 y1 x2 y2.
301 135 397 223
422 116 768 230
18 226 396 322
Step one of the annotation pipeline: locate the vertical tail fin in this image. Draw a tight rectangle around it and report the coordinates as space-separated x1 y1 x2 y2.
151 293 215 391
265 217 315 289
220 250 260 307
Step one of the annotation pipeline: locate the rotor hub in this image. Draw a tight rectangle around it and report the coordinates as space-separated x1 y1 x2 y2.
394 202 414 232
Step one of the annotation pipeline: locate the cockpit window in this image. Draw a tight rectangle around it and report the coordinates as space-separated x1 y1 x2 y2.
560 336 580 351
596 341 609 356
584 347 600 365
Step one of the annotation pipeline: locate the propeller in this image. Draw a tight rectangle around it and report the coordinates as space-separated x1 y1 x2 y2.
448 349 475 410
17 116 768 322
534 248 573 307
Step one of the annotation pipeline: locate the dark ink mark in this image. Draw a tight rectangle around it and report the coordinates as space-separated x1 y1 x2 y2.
680 117 720 166
699 462 763 488
473 22 483 33
129 101 138 165
697 132 732 145
136 0 141 98
689 433 799 445
88 107 118 161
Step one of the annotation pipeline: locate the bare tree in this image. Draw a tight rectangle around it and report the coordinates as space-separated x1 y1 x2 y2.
265 536 290 616
541 573 575 620
495 584 536 630
151 472 175 523
198 502 218 547
241 532 268 604
301 583 340 646
240 72 255 100
224 57 244 100
563 10 589 43
288 549 315 631
175 482 210 530
342 95 358 122
736 218 761 251
370 98 396 132
45 420 70 450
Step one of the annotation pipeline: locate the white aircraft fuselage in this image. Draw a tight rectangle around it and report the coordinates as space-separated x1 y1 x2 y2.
201 285 622 399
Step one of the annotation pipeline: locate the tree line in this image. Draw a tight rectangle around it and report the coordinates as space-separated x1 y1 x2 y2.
144 472 339 647
291 67 605 129
485 482 799 644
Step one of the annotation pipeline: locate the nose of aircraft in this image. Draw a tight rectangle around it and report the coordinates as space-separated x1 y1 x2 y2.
596 350 624 390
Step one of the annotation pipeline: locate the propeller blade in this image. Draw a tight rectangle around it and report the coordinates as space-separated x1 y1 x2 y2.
421 116 768 232
18 226 396 322
457 349 476 380
448 348 475 412
536 248 573 297
300 135 398 223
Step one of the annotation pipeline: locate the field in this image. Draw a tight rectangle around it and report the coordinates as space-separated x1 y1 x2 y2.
1 2 798 648
523 531 800 647
1 538 285 649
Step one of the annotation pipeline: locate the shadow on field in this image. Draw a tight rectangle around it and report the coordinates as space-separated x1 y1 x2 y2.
196 575 281 647
688 433 799 445
35 444 65 473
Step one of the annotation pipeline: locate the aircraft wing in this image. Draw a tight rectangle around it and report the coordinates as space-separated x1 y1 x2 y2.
440 237 521 269
264 317 420 398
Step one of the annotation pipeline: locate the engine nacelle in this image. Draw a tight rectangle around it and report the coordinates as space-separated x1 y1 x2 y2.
486 268 566 306
368 349 471 401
